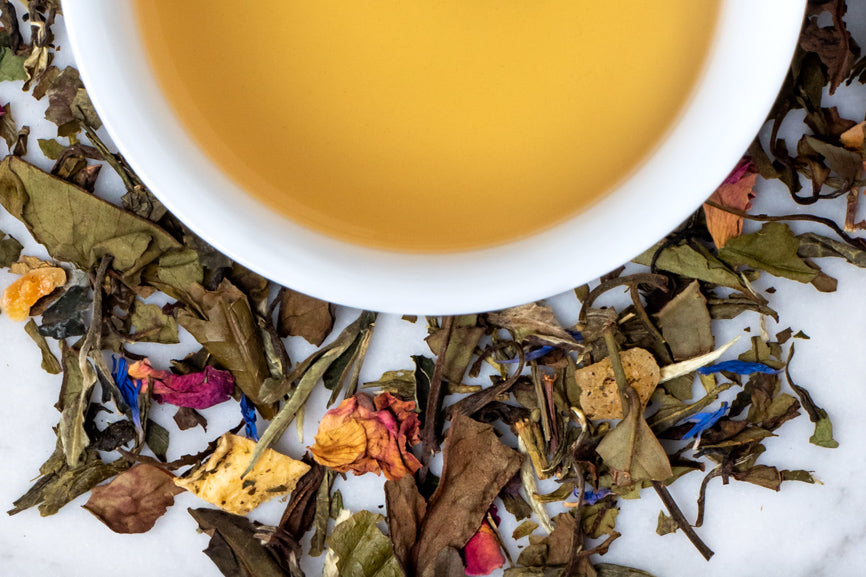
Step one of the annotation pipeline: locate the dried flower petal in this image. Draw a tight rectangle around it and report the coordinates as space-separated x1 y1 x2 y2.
682 402 729 441
310 392 421 481
463 521 505 576
128 359 234 409
696 360 777 376
703 158 758 249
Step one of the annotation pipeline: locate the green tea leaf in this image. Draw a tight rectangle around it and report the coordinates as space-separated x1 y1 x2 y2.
596 392 673 482
0 156 184 286
128 299 179 344
718 222 818 283
633 242 744 289
327 510 404 577
245 311 376 475
512 520 538 540
797 232 866 267
0 46 25 81
0 230 22 267
654 281 713 361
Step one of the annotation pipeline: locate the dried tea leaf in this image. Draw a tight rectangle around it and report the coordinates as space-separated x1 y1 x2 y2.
83 464 183 534
596 390 673 482
327 510 405 577
718 223 818 283
277 287 335 346
363 369 416 399
278 459 325 541
44 67 101 134
412 415 522 577
800 8 858 94
246 311 376 474
574 348 660 420
24 318 60 373
188 507 290 577
703 159 757 248
798 232 866 267
128 299 179 344
656 511 679 536
173 406 207 431
0 230 22 267
9 448 129 517
0 157 184 286
37 137 65 159
176 279 272 415
0 46 26 81
633 242 744 289
176 433 309 515
145 419 170 462
486 303 580 348
385 475 427 569
425 315 485 384
654 281 714 361
512 520 538 540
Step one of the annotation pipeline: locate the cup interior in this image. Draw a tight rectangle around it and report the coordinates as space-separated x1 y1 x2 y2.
64 1 807 314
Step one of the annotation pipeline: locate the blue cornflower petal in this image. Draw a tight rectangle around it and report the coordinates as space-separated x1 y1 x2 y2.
573 486 612 505
111 356 141 427
567 329 584 342
696 360 777 376
240 394 259 441
497 345 555 364
681 402 729 441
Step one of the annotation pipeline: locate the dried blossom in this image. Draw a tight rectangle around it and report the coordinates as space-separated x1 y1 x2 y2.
310 392 421 481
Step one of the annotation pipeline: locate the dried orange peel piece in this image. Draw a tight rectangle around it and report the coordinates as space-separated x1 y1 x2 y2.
1 266 66 322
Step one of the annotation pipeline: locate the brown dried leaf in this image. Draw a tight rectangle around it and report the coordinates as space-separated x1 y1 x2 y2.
83 464 183 534
277 287 335 346
412 415 522 577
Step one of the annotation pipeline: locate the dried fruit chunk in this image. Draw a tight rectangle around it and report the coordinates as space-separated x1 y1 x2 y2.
575 348 660 419
1 266 66 321
175 433 309 516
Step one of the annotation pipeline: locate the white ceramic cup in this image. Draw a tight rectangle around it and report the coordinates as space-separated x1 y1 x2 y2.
64 1 806 315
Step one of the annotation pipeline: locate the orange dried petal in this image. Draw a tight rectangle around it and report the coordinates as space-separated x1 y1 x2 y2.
1 267 66 322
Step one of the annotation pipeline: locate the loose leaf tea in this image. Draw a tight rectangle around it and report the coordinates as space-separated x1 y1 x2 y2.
2 1 861 576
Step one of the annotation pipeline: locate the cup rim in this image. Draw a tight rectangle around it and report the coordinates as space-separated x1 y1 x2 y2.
64 1 807 314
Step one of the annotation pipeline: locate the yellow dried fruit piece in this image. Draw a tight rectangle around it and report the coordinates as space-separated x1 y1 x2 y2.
1 266 66 322
175 433 310 516
575 348 660 420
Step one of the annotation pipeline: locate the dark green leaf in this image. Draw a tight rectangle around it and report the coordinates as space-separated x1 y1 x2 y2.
128 299 179 344
633 242 744 289
327 510 404 577
718 223 818 283
654 281 713 361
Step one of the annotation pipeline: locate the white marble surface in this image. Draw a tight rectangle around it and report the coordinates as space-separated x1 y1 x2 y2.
2 5 866 577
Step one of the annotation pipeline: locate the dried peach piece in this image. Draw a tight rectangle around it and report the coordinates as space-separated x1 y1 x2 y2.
1 267 66 322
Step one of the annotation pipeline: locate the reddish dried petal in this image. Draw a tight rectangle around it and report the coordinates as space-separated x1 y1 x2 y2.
310 392 422 481
463 521 505 576
703 158 757 249
128 360 234 409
